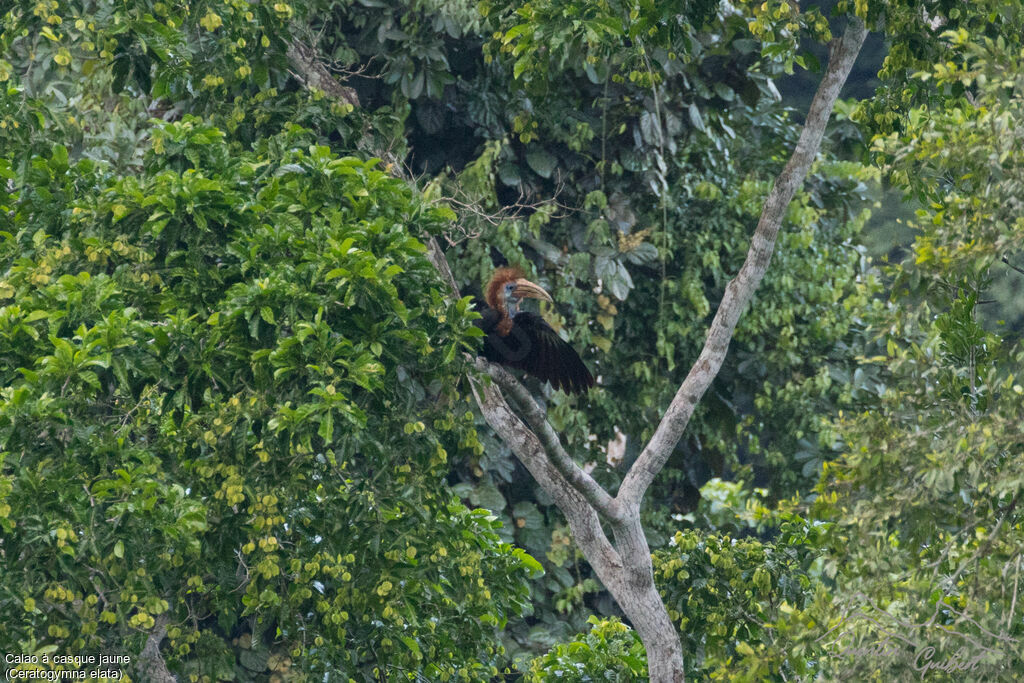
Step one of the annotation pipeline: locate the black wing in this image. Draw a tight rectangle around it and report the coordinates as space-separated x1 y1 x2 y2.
479 310 594 394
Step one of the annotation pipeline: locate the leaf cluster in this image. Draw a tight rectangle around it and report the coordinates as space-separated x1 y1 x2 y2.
0 114 536 680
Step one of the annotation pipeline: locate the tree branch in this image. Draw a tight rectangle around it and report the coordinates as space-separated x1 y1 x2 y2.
469 376 624 576
477 358 623 521
285 39 360 108
425 237 462 295
427 221 621 521
1002 255 1024 277
617 18 868 507
137 615 175 683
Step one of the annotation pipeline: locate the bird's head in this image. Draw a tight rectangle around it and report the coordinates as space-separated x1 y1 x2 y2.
486 266 552 315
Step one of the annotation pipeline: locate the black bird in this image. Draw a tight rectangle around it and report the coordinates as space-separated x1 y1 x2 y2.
476 267 594 394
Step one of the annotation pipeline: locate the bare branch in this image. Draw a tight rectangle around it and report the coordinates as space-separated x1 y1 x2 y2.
425 237 463 295
286 39 360 108
617 18 868 507
430 177 577 248
470 377 624 577
434 179 576 225
1002 256 1024 277
1006 553 1021 631
477 358 623 521
324 55 382 80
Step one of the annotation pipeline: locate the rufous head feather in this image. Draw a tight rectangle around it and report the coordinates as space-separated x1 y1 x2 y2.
486 266 526 311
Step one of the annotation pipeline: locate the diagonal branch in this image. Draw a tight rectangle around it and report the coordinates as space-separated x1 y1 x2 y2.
477 358 622 520
468 377 624 574
1002 256 1024 277
617 18 868 507
285 38 360 108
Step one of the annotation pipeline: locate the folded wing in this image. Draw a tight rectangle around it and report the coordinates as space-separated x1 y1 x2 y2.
479 311 594 394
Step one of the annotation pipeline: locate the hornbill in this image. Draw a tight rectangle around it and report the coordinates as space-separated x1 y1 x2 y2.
476 267 594 394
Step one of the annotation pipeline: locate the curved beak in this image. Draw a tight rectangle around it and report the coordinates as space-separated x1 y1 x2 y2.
513 278 553 302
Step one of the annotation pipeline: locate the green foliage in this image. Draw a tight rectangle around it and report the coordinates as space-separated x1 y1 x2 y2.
15 0 1022 678
654 519 827 681
493 0 831 98
678 478 772 534
0 0 377 166
874 24 1024 302
527 616 647 682
0 114 535 679
855 0 1024 136
811 11 1024 679
315 0 481 101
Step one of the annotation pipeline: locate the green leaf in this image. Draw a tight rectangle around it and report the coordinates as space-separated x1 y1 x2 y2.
512 548 544 575
688 103 706 133
513 56 530 80
318 411 334 442
526 148 557 179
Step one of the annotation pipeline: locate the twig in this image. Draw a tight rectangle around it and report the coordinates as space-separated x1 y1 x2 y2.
1002 256 1024 277
430 177 578 247
1007 553 1021 632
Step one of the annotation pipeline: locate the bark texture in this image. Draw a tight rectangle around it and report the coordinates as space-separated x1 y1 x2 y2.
285 39 360 108
136 616 175 683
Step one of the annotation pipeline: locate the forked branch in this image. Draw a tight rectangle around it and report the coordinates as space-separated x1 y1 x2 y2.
477 359 622 520
617 18 868 508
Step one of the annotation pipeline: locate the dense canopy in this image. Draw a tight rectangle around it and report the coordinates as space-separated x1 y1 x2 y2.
2 0 1023 680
